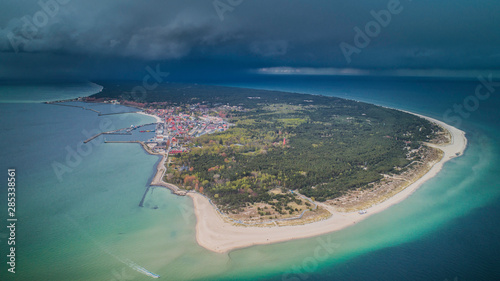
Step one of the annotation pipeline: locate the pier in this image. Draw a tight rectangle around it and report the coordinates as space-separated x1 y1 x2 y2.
138 186 152 208
46 101 144 116
83 133 103 144
149 155 188 195
98 127 188 208
46 101 102 114
138 151 188 207
84 129 132 144
104 141 141 143
83 123 157 144
99 111 140 116
103 132 132 135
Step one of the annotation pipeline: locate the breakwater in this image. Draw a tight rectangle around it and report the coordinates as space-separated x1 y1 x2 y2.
83 123 156 144
46 101 141 116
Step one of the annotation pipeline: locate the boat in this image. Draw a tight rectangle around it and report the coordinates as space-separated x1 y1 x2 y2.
358 210 367 215
130 263 160 278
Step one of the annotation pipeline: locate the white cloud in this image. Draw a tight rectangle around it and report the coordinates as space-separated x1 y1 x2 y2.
255 67 500 79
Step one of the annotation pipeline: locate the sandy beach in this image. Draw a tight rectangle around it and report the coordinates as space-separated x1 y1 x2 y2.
138 111 162 123
184 112 467 253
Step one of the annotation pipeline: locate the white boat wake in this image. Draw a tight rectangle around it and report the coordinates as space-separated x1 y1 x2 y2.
64 215 160 278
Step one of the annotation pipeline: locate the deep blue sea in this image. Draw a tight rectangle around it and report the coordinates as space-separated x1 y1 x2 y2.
0 77 499 281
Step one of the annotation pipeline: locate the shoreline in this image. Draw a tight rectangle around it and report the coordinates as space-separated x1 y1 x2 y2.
66 86 465 251
183 111 467 253
137 111 162 123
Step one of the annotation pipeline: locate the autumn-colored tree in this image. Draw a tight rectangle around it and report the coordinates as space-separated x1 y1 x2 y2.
184 175 197 186
208 165 220 172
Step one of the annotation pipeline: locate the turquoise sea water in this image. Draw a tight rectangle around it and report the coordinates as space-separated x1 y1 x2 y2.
0 78 499 281
0 81 103 103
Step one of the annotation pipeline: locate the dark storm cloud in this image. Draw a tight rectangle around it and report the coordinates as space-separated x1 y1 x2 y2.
0 0 235 59
0 0 499 79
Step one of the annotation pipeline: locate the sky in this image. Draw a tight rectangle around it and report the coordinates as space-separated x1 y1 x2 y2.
0 0 499 81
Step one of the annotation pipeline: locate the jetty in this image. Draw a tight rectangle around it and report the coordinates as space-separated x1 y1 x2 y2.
104 141 141 144
138 186 152 207
99 111 141 116
83 123 157 144
46 101 143 116
138 151 188 207
149 154 187 194
83 129 130 144
46 101 102 114
83 133 103 144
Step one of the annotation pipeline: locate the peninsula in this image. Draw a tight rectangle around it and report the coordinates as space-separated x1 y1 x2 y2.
89 82 467 253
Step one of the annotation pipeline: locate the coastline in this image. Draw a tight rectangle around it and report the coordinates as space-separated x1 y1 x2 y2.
183 111 467 253
137 111 162 123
